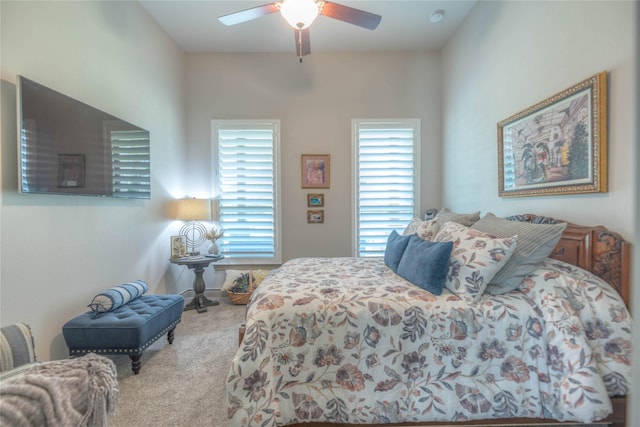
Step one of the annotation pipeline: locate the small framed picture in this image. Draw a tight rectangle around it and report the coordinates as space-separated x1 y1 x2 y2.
58 154 85 188
170 235 187 259
307 193 324 207
301 154 330 188
307 210 324 224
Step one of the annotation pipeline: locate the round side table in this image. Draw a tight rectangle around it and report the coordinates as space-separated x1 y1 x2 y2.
170 255 224 313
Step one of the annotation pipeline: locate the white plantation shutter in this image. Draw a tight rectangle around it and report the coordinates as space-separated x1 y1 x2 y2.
19 119 37 193
111 129 151 199
213 120 281 263
353 119 420 257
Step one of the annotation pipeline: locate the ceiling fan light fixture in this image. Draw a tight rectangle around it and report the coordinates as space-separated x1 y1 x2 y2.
280 0 319 29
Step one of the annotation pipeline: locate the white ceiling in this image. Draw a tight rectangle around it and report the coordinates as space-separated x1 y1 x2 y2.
139 1 477 54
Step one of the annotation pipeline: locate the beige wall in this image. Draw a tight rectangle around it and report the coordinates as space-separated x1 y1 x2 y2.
185 52 442 262
441 1 636 240
0 1 187 360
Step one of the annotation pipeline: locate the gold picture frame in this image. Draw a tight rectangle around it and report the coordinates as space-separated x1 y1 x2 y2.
307 193 324 207
307 210 324 224
301 154 330 188
498 71 607 197
170 235 187 259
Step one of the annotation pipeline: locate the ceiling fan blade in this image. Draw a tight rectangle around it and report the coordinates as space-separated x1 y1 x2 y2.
295 28 311 58
218 3 280 26
320 1 381 30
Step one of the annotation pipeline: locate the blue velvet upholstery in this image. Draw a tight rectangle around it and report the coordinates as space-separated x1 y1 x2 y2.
396 236 453 295
383 230 412 273
63 295 184 374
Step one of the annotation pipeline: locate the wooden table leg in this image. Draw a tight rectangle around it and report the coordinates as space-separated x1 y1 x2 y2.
183 262 219 313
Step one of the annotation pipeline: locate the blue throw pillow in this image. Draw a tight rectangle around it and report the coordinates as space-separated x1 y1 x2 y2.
396 236 453 295
88 280 149 313
384 230 412 273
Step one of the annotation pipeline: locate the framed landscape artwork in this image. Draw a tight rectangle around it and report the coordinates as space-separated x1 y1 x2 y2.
498 71 607 197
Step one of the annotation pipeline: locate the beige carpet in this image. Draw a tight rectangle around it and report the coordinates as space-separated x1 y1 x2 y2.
109 297 245 427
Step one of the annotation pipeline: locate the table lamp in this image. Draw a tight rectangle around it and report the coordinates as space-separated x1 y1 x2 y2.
176 198 211 255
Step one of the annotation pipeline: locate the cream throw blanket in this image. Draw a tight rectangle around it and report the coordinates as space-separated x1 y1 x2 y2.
0 353 118 427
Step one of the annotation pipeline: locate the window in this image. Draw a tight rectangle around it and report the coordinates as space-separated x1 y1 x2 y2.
353 119 421 257
212 120 281 264
109 125 151 199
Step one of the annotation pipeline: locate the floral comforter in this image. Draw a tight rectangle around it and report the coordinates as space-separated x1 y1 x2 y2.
227 257 631 426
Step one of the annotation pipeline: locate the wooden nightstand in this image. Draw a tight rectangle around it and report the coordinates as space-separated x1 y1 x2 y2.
170 255 224 313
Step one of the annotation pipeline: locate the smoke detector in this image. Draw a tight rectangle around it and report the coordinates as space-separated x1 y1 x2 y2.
430 9 445 23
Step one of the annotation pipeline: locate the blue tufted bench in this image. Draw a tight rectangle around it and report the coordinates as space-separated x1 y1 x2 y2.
62 294 184 375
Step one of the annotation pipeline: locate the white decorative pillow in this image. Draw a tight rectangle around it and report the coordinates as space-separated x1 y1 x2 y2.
415 219 441 241
434 222 517 303
402 217 425 236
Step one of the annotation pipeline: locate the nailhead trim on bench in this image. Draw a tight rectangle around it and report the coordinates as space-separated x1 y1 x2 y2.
68 318 181 355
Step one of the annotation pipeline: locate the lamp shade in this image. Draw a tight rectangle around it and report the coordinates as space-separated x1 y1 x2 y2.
176 198 211 221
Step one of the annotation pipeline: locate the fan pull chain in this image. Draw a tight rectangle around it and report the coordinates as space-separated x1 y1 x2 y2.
297 28 303 63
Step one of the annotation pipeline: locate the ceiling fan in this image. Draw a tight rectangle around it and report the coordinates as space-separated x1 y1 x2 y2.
218 0 382 61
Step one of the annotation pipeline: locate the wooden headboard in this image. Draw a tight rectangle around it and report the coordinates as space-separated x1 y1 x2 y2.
509 214 631 308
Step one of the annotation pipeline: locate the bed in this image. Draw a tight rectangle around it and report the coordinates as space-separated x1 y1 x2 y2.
227 213 631 427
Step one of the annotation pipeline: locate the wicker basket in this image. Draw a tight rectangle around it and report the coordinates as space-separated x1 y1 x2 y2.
227 272 254 305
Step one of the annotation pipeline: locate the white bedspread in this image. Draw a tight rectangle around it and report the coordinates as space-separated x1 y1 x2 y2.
227 257 631 426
